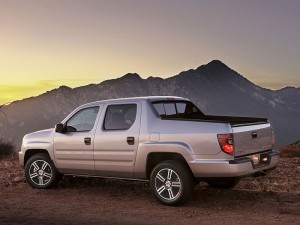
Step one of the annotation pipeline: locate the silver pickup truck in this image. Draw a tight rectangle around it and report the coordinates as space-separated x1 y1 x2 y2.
19 96 279 205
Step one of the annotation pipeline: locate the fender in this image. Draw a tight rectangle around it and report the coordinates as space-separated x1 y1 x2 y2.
134 141 196 179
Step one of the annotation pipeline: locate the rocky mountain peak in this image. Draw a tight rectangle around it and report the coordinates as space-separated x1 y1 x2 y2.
207 59 228 67
121 73 142 80
0 60 299 148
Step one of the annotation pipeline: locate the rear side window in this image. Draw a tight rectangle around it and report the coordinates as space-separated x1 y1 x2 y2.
152 101 204 119
66 106 99 132
104 104 137 130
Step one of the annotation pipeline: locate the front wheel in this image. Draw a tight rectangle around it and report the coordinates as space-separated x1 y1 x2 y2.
25 153 60 189
150 160 194 206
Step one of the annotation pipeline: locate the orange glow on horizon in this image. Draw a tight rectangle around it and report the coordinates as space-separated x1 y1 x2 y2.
0 1 299 105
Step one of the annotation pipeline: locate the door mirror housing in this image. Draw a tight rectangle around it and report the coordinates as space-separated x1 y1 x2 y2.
55 123 64 133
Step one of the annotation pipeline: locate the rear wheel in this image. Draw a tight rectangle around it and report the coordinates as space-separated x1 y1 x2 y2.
194 179 201 186
25 153 60 189
207 179 239 189
150 160 193 206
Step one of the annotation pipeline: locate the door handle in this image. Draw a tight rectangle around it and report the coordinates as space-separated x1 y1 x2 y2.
252 132 258 139
127 137 134 145
84 137 91 145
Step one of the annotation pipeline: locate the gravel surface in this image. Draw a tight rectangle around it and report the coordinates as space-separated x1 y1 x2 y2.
0 156 299 225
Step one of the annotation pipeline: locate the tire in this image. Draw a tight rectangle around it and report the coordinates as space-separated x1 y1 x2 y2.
150 160 194 206
207 179 239 189
194 179 201 186
25 153 60 189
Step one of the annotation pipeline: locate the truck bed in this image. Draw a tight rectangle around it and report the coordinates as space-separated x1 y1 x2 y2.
202 115 272 157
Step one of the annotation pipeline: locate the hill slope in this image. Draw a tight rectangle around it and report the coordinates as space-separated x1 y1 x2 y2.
1 60 299 148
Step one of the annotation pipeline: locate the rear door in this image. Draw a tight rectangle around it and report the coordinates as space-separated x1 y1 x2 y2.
232 123 273 157
93 102 141 178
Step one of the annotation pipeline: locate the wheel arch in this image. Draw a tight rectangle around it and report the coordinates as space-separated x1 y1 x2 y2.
24 149 51 166
146 152 194 180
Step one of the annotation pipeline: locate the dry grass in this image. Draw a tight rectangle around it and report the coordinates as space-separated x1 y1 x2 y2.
0 138 15 159
280 140 300 158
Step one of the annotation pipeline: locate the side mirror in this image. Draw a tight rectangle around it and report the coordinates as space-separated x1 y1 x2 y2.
55 123 64 133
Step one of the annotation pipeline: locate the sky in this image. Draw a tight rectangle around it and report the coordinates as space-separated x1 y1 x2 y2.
0 0 300 105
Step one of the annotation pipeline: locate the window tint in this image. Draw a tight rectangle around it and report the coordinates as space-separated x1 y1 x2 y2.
104 104 137 130
164 103 176 116
176 103 186 114
66 107 99 132
153 103 165 115
152 101 204 119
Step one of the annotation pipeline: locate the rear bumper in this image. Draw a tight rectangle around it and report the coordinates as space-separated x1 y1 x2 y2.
190 151 279 178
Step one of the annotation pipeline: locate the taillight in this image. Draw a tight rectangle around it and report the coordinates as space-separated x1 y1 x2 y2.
217 134 234 155
271 130 275 147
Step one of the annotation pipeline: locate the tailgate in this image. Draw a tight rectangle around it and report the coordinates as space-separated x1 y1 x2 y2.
232 123 273 157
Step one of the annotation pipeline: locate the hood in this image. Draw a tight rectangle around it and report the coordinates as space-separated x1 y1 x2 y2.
24 128 54 140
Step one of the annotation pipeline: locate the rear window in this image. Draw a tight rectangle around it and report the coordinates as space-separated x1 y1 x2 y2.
152 101 204 119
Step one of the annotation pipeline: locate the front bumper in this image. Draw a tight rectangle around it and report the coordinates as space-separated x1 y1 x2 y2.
189 151 279 178
19 151 25 167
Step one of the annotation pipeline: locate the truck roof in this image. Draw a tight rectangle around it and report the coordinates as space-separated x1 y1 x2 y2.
81 96 189 107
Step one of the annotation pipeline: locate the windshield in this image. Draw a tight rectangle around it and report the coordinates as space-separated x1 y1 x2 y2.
152 100 205 119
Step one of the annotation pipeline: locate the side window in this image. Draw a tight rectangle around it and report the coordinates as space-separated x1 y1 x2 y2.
153 103 165 115
164 103 176 116
104 104 137 130
176 103 186 114
66 106 99 132
153 103 177 116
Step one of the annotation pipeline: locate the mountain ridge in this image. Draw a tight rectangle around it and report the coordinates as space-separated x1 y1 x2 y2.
0 60 299 148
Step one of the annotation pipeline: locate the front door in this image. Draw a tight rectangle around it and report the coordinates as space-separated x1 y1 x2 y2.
54 105 101 174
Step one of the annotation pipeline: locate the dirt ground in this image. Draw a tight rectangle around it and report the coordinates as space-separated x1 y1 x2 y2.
0 156 299 225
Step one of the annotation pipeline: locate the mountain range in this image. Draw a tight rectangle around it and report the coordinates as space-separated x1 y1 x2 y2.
1 60 299 148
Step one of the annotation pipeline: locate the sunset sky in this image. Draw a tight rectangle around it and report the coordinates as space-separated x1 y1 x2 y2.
1 0 300 105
